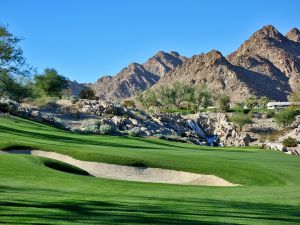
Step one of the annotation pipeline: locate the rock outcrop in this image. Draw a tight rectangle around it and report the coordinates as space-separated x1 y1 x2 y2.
2 98 299 154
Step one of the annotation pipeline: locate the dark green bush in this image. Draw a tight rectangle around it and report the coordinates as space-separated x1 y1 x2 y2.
122 100 136 108
266 110 275 118
79 88 96 100
282 137 298 147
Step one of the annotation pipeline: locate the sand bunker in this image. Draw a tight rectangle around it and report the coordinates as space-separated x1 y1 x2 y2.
2 150 238 186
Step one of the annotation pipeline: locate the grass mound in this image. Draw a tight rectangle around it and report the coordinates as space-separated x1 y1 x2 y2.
43 159 90 176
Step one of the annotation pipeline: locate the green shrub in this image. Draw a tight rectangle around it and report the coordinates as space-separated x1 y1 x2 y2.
282 137 298 147
274 108 297 127
99 124 115 135
230 113 252 131
216 95 231 112
79 88 96 100
122 100 136 108
266 110 275 118
33 96 59 107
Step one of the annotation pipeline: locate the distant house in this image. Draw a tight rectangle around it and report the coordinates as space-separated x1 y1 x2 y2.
267 102 300 109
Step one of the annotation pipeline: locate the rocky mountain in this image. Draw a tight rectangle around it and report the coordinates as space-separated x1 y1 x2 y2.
228 25 300 96
68 80 88 96
91 63 160 100
89 51 186 100
143 51 187 76
286 28 300 42
153 25 300 102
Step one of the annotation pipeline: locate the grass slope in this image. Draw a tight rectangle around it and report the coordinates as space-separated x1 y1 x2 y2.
0 116 299 224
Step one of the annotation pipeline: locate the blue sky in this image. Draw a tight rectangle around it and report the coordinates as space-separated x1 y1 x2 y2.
1 0 300 83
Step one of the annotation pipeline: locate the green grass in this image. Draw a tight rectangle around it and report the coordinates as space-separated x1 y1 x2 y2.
0 116 300 224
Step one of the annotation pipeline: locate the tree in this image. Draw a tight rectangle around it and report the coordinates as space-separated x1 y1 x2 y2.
274 108 297 128
193 84 212 111
79 88 96 99
245 96 258 109
258 96 269 109
136 89 160 111
157 86 175 110
0 25 32 101
230 113 252 131
0 72 33 101
216 95 231 112
34 68 69 98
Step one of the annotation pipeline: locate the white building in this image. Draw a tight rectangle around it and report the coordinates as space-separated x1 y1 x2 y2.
267 102 300 109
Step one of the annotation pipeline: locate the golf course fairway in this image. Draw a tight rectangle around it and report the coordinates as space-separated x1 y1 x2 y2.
0 116 299 224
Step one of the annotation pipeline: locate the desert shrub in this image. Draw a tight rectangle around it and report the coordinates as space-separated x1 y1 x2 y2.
258 96 269 109
33 96 59 108
230 113 252 131
122 100 136 108
79 88 96 100
82 120 100 133
243 109 251 114
216 95 231 112
274 108 297 128
245 96 258 109
128 127 142 137
282 137 298 147
288 91 300 102
266 110 275 118
99 124 115 135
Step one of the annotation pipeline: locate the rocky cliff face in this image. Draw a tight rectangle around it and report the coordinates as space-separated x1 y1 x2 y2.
228 25 300 96
286 28 300 43
89 51 186 100
153 25 300 102
67 80 88 96
91 63 160 100
143 51 187 76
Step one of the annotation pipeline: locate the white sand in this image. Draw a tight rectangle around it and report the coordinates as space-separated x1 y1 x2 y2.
2 150 238 186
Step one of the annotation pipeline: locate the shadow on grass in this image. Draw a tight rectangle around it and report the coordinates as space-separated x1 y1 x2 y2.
0 185 299 224
0 124 210 152
0 125 160 150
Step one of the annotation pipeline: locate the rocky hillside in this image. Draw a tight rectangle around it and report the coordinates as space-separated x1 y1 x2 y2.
228 25 300 97
89 51 186 100
153 25 300 102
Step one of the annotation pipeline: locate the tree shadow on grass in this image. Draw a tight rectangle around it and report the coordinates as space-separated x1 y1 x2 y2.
0 125 160 150
0 185 299 225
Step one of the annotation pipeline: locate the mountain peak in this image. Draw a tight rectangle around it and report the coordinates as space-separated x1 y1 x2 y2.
206 50 224 59
253 25 283 40
204 50 228 65
143 50 187 77
286 27 300 42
